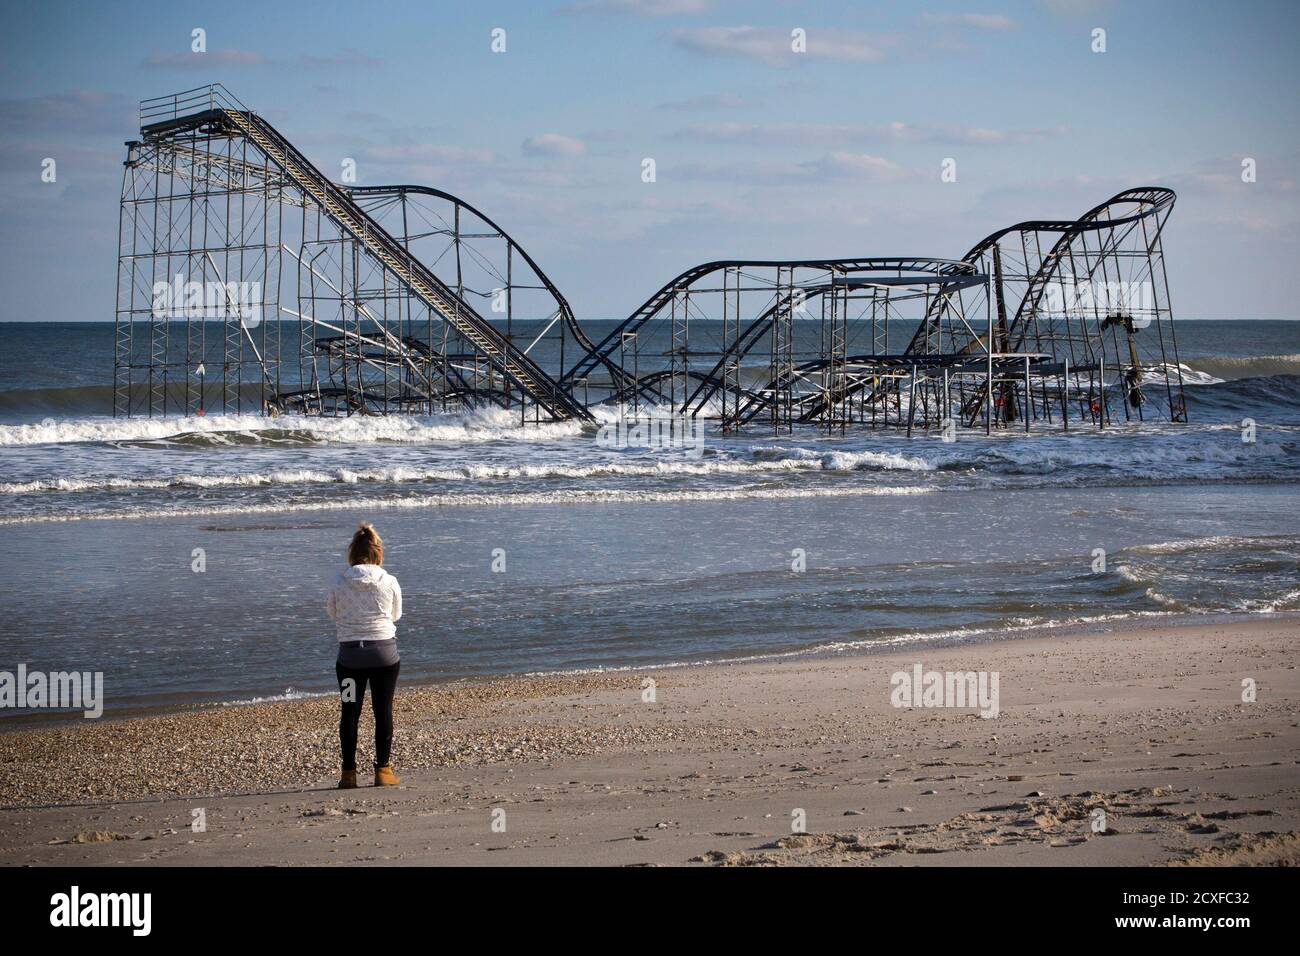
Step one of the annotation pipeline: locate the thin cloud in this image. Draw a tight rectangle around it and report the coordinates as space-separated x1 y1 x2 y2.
811 151 911 181
560 0 713 15
522 133 588 158
921 12 1018 31
668 26 890 66
1038 0 1109 13
658 92 750 111
143 48 381 70
359 143 497 166
673 120 1068 147
143 49 267 69
672 152 910 184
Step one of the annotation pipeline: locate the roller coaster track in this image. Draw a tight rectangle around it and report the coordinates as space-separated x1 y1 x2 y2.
793 187 1184 426
558 259 744 392
346 184 622 390
906 187 1176 359
346 184 586 342
563 258 975 395
578 258 980 429
118 87 1185 432
137 97 589 422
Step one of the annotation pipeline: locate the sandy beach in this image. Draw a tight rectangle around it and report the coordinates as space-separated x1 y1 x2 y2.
1 615 1296 867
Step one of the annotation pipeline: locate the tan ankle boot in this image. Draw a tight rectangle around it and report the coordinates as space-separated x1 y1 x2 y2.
338 769 358 789
374 764 400 786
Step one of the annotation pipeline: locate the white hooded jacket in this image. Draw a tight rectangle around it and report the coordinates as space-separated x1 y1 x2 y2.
326 564 402 642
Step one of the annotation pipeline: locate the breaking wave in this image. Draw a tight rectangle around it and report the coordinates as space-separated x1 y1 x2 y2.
1184 354 1300 381
0 406 593 448
750 446 935 472
0 450 936 496
0 482 933 525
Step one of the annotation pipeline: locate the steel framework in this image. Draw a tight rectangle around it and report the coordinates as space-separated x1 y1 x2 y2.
114 85 588 422
900 187 1185 430
114 86 1186 435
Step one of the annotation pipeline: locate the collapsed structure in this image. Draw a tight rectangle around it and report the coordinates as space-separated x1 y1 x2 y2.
115 85 1187 433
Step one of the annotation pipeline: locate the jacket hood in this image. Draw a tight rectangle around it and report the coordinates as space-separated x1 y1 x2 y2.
342 564 388 585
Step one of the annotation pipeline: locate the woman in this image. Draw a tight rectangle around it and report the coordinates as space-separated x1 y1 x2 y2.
326 522 403 788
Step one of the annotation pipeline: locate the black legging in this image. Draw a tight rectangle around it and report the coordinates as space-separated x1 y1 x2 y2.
335 661 400 770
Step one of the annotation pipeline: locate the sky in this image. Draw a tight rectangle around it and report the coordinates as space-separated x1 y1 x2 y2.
1 0 1297 321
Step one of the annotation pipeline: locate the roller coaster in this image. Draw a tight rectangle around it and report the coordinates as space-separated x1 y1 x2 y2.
114 85 1186 433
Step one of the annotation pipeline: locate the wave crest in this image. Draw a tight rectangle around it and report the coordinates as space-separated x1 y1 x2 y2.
1184 354 1300 381
0 406 588 448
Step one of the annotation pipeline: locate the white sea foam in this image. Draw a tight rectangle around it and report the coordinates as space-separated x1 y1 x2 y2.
1114 561 1188 609
1257 587 1300 613
0 482 933 525
751 445 935 472
1139 362 1224 386
1127 534 1300 555
0 448 938 496
0 406 592 448
0 459 900 496
218 687 333 707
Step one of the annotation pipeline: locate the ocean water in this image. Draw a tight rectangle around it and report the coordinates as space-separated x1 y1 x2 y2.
0 320 1298 717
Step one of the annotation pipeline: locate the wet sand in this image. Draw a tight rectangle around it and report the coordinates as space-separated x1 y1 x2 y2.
1 616 1297 866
